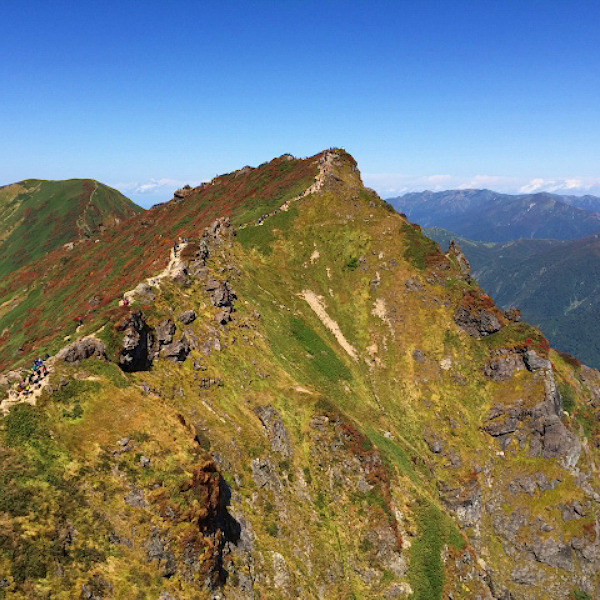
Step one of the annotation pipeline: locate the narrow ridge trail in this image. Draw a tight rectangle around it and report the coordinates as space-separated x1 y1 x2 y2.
76 180 98 238
238 149 337 230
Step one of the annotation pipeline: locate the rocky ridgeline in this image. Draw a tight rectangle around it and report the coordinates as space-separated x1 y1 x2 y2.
116 217 237 372
0 217 237 411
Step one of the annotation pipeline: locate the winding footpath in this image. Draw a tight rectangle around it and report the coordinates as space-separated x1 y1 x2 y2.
238 149 336 230
0 152 340 415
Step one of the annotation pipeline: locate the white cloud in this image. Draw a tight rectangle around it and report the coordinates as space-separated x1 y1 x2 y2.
112 177 205 195
518 177 600 195
135 178 181 194
364 172 600 198
457 175 516 190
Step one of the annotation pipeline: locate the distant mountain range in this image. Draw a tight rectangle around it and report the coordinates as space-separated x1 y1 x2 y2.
427 226 600 368
388 189 600 242
0 179 142 278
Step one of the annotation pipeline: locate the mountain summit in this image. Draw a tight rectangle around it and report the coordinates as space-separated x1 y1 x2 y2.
1 151 599 599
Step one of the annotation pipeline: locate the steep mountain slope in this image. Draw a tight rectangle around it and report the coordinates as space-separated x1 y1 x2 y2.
562 194 600 212
426 227 600 369
0 179 143 279
388 189 600 241
1 151 600 599
0 157 318 369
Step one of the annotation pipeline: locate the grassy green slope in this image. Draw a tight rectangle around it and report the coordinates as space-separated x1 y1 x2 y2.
0 179 143 279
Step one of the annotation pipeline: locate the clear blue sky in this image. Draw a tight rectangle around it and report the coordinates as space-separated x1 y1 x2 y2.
2 0 599 207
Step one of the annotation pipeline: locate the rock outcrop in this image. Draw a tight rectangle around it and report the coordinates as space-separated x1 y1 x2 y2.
483 366 581 468
177 310 196 325
255 405 292 457
161 335 190 362
205 278 236 324
155 319 176 346
455 291 504 337
446 239 471 281
116 311 156 372
484 349 526 381
56 338 106 363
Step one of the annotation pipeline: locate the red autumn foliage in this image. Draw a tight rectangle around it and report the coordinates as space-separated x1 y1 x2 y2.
0 153 321 369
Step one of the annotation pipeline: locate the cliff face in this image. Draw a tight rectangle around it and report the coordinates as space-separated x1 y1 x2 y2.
1 150 599 599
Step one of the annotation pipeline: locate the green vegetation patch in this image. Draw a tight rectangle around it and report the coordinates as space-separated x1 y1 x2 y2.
290 316 351 381
237 207 298 255
400 221 441 270
408 498 466 600
558 380 576 413
480 321 549 355
368 430 424 486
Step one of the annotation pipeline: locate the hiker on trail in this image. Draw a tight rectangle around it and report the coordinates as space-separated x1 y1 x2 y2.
44 353 49 360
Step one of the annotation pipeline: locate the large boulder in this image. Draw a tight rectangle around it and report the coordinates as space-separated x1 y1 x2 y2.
455 290 504 338
205 278 236 324
484 350 526 382
56 338 106 363
455 306 502 337
205 279 234 307
156 319 176 346
523 350 551 372
161 335 190 362
177 310 196 325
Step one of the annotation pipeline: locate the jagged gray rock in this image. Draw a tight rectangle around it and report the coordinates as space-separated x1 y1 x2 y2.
455 306 501 337
438 477 481 528
484 350 525 381
510 564 540 585
156 319 176 346
56 338 106 363
250 458 281 491
146 528 177 577
255 404 292 457
177 310 196 325
161 335 190 362
524 350 551 372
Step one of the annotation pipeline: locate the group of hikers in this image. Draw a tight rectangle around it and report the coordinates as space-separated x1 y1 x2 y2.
14 355 50 397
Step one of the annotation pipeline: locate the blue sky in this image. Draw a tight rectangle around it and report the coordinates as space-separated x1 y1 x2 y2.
1 0 599 207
